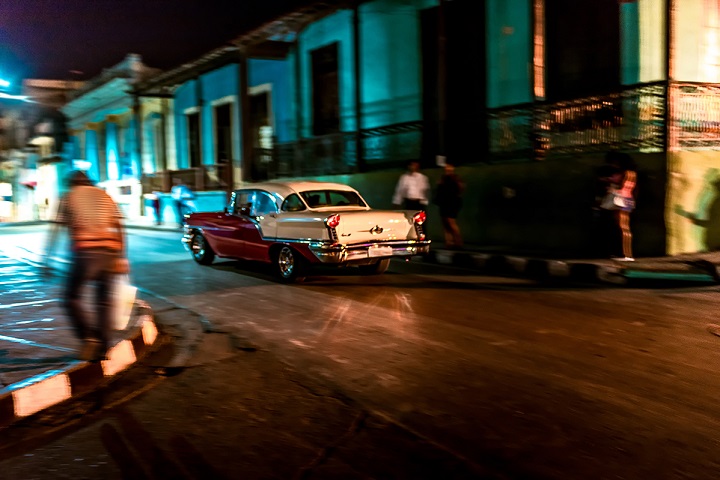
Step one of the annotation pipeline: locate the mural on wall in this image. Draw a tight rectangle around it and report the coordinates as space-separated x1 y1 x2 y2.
668 151 720 254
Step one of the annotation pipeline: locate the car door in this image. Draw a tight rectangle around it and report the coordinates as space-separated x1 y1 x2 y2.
241 190 278 261
207 190 253 257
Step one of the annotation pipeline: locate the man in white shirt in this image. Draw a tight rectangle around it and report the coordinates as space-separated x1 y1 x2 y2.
392 161 430 210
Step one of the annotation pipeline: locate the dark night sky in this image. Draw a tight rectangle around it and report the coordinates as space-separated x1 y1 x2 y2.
0 0 304 86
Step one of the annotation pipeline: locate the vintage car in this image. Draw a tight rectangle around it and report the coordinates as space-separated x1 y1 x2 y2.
181 181 431 282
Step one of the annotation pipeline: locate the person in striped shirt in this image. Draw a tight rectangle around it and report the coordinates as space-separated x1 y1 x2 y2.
44 170 128 362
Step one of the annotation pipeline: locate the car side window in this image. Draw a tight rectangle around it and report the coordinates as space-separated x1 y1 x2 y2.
233 191 252 216
252 191 278 216
300 190 366 208
281 194 306 212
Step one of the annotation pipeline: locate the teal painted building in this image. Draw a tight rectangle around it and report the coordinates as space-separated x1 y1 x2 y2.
65 0 720 258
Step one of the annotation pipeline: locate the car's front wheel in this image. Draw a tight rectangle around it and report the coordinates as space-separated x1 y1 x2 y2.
358 258 391 275
190 231 215 265
273 245 306 283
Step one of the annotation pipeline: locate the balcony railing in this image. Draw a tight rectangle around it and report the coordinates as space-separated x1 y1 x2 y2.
488 81 667 161
362 120 423 166
251 120 424 179
252 132 356 180
147 82 720 187
670 82 720 150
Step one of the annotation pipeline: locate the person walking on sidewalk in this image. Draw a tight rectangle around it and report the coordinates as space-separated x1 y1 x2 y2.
434 162 464 249
171 178 195 227
43 170 129 362
392 160 430 211
144 191 162 225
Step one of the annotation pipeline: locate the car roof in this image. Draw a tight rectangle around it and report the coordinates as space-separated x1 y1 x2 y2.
236 181 358 198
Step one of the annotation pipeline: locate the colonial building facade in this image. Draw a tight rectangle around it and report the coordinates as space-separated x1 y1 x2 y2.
60 0 720 257
61 54 160 218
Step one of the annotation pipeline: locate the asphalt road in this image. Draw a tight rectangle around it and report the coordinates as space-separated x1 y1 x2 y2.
2 224 720 479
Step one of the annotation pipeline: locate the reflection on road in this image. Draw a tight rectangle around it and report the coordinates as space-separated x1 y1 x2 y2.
0 255 78 389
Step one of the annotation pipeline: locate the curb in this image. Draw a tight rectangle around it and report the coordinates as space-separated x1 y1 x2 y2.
0 221 48 228
426 250 717 286
0 304 160 429
124 223 183 233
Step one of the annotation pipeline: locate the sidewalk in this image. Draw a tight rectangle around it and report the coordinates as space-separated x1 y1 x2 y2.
5 217 719 286
424 246 720 286
121 215 720 286
0 253 159 429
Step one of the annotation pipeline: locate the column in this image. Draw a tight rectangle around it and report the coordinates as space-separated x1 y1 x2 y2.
133 95 144 177
105 115 120 181
238 48 252 182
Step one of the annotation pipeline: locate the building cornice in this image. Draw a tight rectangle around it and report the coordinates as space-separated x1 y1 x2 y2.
134 1 349 96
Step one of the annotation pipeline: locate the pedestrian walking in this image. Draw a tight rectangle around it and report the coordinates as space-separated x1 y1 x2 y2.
152 190 163 225
144 191 162 225
171 178 195 227
601 151 637 261
43 170 129 362
434 162 464 249
392 160 430 211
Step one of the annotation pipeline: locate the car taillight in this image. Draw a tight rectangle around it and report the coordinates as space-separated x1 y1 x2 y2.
325 214 340 228
413 211 426 225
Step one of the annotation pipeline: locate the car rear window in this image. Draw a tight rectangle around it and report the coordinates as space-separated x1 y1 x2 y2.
300 190 366 208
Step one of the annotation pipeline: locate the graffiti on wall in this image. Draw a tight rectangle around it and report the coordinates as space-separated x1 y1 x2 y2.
668 151 720 254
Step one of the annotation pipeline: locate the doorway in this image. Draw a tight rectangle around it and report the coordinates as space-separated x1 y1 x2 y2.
214 103 232 164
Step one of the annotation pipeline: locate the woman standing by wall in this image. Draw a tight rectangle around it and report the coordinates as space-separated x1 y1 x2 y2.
607 152 637 262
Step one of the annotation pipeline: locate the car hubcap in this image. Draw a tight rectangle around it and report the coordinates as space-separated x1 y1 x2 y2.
278 247 294 277
192 235 205 259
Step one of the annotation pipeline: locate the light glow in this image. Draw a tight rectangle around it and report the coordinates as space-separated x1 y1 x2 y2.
702 0 720 82
0 92 29 101
633 0 666 82
533 0 545 99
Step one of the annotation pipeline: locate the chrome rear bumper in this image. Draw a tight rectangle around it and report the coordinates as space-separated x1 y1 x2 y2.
308 240 431 264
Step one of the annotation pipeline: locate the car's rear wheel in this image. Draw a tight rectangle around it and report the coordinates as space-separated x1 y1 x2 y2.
191 231 215 265
273 245 305 283
358 258 391 275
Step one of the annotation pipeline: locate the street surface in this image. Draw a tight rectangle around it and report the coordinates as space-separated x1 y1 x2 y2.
1 224 720 479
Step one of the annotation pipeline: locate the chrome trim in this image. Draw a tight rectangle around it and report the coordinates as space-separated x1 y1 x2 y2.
271 237 326 243
308 239 431 264
181 226 197 251
182 226 430 264
277 245 296 279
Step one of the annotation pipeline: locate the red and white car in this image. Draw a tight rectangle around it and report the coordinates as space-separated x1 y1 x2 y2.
181 181 431 282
